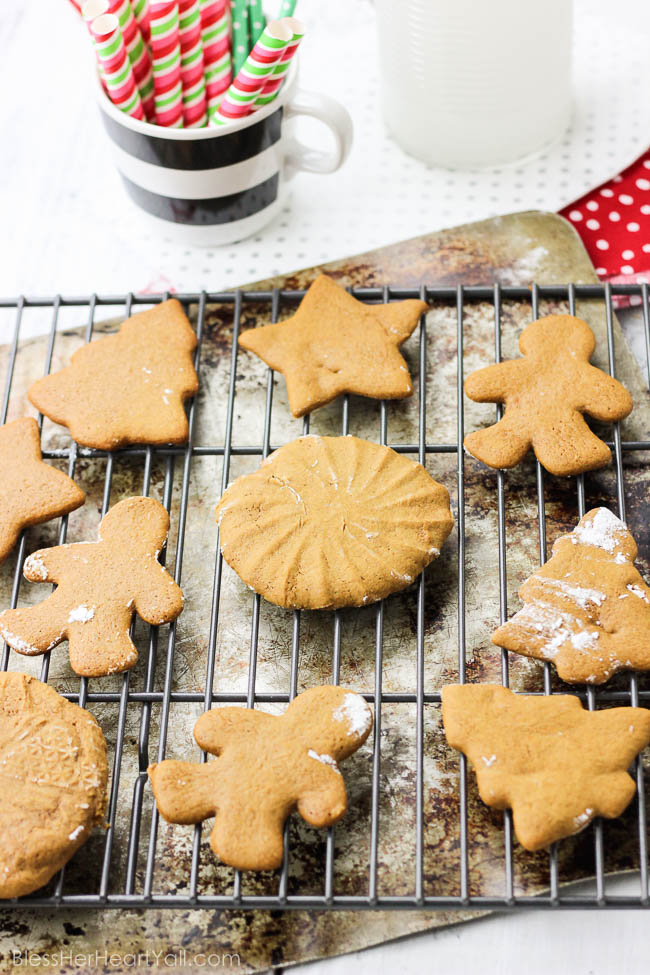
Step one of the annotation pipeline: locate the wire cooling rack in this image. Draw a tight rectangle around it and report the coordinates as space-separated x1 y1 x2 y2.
0 282 649 911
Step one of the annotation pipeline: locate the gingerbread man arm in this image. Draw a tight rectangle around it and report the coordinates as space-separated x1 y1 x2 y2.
576 364 633 422
464 413 532 470
22 545 76 584
296 769 348 827
464 360 524 403
148 759 220 824
133 557 185 626
193 707 274 754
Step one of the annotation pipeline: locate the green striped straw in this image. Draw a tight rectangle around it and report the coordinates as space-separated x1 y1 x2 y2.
277 0 297 16
254 16 304 106
248 0 265 47
231 0 249 74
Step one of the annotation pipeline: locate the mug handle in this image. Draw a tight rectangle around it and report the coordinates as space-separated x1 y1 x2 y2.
283 88 354 177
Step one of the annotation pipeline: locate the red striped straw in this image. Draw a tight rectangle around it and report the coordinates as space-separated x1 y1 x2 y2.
255 17 304 106
178 0 207 127
90 13 145 119
83 0 154 120
149 1 184 127
199 0 231 114
212 19 292 124
130 0 151 44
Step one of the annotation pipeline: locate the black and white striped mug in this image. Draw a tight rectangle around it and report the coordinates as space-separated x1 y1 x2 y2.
97 62 353 245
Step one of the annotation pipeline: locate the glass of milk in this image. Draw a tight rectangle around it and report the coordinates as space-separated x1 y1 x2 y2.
375 0 573 168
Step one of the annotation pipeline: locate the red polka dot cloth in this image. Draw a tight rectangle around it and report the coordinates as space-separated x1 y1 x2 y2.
560 147 650 306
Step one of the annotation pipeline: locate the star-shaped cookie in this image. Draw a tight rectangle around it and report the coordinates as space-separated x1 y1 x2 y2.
0 417 85 563
149 685 373 871
464 314 633 476
442 684 650 851
28 299 199 450
238 274 428 417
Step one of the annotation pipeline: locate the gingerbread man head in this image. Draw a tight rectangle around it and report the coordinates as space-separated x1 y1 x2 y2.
148 686 373 871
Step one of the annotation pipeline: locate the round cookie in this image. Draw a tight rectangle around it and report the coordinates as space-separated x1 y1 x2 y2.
216 435 454 610
0 672 108 898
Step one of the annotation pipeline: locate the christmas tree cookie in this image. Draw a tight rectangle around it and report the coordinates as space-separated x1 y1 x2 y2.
28 299 199 450
464 315 632 476
442 683 650 851
492 508 650 684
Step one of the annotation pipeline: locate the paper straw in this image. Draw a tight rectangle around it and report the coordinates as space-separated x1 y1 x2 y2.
200 0 231 113
90 13 145 119
230 0 249 74
178 0 207 126
277 0 297 16
212 19 292 124
255 17 304 107
248 0 266 47
149 1 184 127
130 0 151 42
110 0 156 120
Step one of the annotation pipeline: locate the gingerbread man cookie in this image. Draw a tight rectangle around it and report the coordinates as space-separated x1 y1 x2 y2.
0 497 184 677
28 299 199 450
464 315 633 476
442 683 650 851
149 686 373 871
0 672 107 898
238 274 428 417
0 417 85 563
216 435 454 609
492 508 650 684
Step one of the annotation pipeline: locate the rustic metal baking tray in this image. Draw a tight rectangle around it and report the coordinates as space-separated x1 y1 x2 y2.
0 279 649 911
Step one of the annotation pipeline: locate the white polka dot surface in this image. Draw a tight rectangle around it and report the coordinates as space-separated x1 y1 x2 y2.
1 0 649 298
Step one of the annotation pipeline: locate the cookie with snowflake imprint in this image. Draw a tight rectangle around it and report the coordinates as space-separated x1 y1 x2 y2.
0 672 107 898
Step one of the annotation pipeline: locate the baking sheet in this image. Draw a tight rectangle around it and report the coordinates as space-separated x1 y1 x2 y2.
1 211 649 973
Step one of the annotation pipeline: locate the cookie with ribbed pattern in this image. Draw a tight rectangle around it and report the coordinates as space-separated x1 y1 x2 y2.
464 315 632 476
238 274 428 417
215 435 454 609
149 685 373 871
28 299 198 450
0 672 107 898
442 683 650 851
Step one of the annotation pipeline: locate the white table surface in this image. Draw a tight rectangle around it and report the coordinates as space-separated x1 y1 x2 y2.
3 1 650 972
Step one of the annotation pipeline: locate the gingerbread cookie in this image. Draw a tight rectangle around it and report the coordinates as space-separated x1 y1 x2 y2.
464 315 633 476
28 299 199 450
0 417 85 563
0 497 184 677
149 685 373 871
0 672 107 898
216 435 453 609
492 508 650 685
238 274 428 417
442 683 650 851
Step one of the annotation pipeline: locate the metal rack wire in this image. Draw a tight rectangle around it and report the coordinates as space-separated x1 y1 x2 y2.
0 282 649 911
